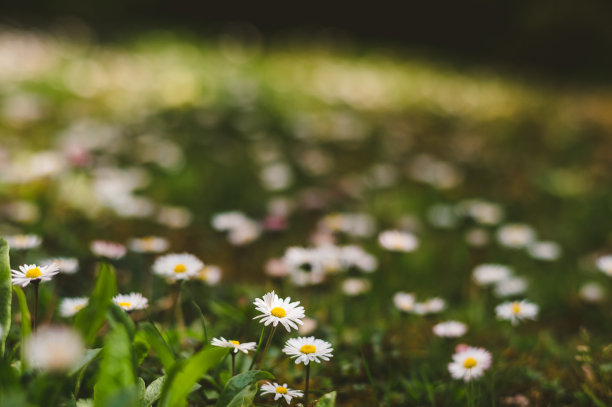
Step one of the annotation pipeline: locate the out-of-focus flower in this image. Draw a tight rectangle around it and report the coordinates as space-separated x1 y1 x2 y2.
90 240 126 259
211 211 261 245
283 336 333 365
156 205 192 228
25 326 85 372
495 300 538 325
579 282 605 303
427 204 459 229
211 337 256 354
393 292 416 312
128 236 169 253
458 199 504 225
465 228 490 247
59 297 89 317
198 265 222 285
496 224 536 249
113 292 148 311
11 263 59 287
283 247 325 286
341 278 371 296
340 245 377 273
378 230 419 252
473 264 513 287
152 253 203 281
408 155 463 189
595 255 612 276
260 162 293 191
253 291 305 332
298 317 318 335
5 234 42 250
528 241 561 261
2 201 40 223
42 257 79 274
448 346 492 382
320 213 376 238
433 321 468 338
260 382 303 404
494 277 528 297
265 258 290 278
414 298 446 315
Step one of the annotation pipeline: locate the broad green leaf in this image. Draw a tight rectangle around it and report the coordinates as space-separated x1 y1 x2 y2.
142 375 166 407
12 286 31 366
71 348 102 398
0 238 11 356
133 335 150 366
108 303 135 339
75 263 117 344
226 383 257 407
159 346 227 407
138 322 175 372
137 378 146 405
316 391 337 407
93 323 136 407
215 370 274 407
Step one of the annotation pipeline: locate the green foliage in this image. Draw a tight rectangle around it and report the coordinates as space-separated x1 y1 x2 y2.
0 238 11 356
158 346 227 407
142 376 166 407
12 286 30 367
215 370 274 407
316 391 337 407
75 263 117 344
71 348 101 398
137 322 175 372
93 323 137 407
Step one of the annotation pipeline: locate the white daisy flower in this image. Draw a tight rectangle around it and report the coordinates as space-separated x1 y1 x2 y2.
211 211 249 231
579 282 605 303
298 317 318 335
448 346 492 381
495 299 538 325
260 382 303 404
113 292 148 311
25 326 85 372
433 321 468 338
340 245 377 273
493 277 528 297
414 297 446 315
341 278 371 296
152 253 203 281
59 297 89 317
393 292 416 312
282 336 334 365
472 264 513 287
464 228 490 247
11 263 59 287
458 199 504 225
496 224 536 249
528 241 561 261
283 247 326 286
128 236 169 253
596 255 612 276
378 230 419 252
253 291 305 332
42 257 79 274
90 240 126 259
197 265 222 285
6 234 42 250
211 337 257 354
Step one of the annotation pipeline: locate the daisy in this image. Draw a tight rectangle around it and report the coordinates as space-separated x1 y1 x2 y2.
595 255 612 276
282 336 334 365
472 264 512 287
340 245 378 273
197 265 222 285
378 230 419 252
59 297 89 317
6 234 42 250
260 382 303 404
25 326 85 372
253 291 305 332
42 257 79 274
393 292 416 313
528 241 561 261
90 240 126 259
11 263 59 287
341 278 371 296
495 300 538 325
211 337 257 354
433 321 468 338
493 277 528 297
448 346 492 381
414 297 446 315
579 282 605 303
152 253 203 281
496 224 536 249
113 292 148 311
128 236 169 253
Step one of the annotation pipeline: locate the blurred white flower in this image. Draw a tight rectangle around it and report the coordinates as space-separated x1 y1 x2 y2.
595 255 612 276
393 292 416 312
59 297 89 317
298 317 318 335
465 228 490 247
496 224 536 249
341 278 371 296
6 234 42 250
25 326 84 372
212 211 261 245
378 230 419 252
128 236 169 253
579 282 605 303
472 264 513 287
458 199 504 225
197 265 222 285
340 245 378 273
42 257 79 274
448 346 492 382
495 300 538 325
113 292 148 311
152 253 203 281
414 298 446 315
433 321 468 338
528 241 561 261
493 277 528 297
211 337 256 354
156 205 192 228
427 204 459 229
260 162 293 191
90 240 126 259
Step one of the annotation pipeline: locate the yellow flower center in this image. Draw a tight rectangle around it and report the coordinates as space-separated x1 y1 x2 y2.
511 302 521 314
73 304 85 312
230 340 240 345
463 357 477 369
119 302 131 308
271 307 286 318
174 264 187 273
300 344 316 354
25 267 42 279
276 386 287 394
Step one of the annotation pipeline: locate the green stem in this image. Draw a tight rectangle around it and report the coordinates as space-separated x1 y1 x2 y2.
304 363 310 407
231 352 236 376
258 325 277 370
248 326 266 370
32 280 40 333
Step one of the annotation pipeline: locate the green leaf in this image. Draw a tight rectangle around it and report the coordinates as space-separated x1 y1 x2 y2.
142 375 166 407
215 370 274 407
0 238 11 356
133 335 150 367
316 391 337 407
138 322 176 372
71 348 102 398
75 263 117 344
159 346 228 407
93 323 136 407
107 303 136 339
12 286 31 367
226 384 257 407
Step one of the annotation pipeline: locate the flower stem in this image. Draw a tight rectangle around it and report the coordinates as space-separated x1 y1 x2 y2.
231 352 236 376
304 363 311 407
32 280 40 333
258 325 277 370
248 326 266 370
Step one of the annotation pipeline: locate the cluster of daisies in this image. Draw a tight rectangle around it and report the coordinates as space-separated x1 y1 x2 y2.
211 291 333 405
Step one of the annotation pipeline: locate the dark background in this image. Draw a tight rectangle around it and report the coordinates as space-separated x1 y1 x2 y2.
2 0 611 82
